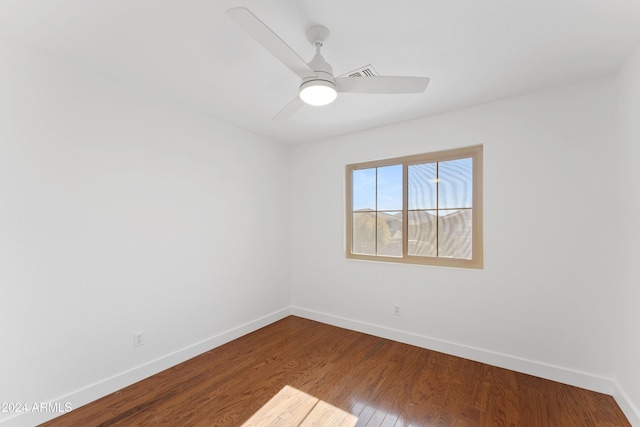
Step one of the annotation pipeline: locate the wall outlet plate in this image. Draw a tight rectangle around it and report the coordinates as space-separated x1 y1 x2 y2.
134 332 144 347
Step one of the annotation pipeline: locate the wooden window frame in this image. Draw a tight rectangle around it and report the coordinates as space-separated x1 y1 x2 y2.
346 145 483 269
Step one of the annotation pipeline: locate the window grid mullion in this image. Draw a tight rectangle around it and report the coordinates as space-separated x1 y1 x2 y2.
375 167 378 256
402 163 408 258
436 161 439 258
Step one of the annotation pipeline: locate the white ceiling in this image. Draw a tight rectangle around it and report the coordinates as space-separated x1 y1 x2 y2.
0 0 639 144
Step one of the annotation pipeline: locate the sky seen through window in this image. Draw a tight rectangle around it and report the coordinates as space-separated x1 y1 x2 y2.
352 158 472 214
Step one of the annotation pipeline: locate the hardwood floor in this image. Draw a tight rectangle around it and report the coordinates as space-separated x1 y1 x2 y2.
39 316 630 426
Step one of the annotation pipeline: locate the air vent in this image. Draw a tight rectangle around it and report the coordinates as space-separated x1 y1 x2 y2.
340 64 379 78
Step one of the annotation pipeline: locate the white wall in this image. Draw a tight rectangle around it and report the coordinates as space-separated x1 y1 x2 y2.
290 77 620 390
0 40 290 424
614 42 640 423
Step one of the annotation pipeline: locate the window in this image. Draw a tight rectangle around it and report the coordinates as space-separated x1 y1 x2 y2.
346 145 483 268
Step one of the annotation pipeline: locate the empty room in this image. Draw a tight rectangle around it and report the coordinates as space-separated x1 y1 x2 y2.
1 1 640 426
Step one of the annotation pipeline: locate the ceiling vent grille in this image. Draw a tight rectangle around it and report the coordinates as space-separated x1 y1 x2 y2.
341 64 378 77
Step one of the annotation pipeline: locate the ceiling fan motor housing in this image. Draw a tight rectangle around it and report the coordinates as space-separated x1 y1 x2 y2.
299 49 337 106
303 47 335 82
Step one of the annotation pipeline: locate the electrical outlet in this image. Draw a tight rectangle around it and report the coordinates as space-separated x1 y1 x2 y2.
394 305 401 316
134 331 144 347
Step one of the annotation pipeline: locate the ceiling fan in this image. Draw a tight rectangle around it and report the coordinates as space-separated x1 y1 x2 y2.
226 7 430 120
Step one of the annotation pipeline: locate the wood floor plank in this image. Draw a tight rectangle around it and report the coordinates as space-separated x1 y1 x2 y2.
39 316 630 427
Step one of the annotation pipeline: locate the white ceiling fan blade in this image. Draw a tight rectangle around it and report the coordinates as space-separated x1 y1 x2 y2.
227 7 316 80
335 76 430 94
273 96 305 121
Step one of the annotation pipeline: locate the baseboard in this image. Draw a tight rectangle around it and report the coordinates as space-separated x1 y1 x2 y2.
291 307 616 395
0 307 291 427
613 380 640 426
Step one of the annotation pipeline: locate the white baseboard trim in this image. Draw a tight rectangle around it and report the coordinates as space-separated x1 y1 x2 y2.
0 307 291 427
291 307 616 394
613 380 640 427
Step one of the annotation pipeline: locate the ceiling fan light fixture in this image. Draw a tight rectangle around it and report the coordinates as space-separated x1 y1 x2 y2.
299 79 337 106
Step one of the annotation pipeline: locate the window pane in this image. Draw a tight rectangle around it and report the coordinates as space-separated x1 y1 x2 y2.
408 210 437 257
438 158 473 209
408 163 437 210
377 212 402 257
438 209 472 259
352 212 376 255
352 168 376 210
377 165 402 211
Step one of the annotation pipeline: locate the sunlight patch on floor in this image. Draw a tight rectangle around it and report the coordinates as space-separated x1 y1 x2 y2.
242 385 358 426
